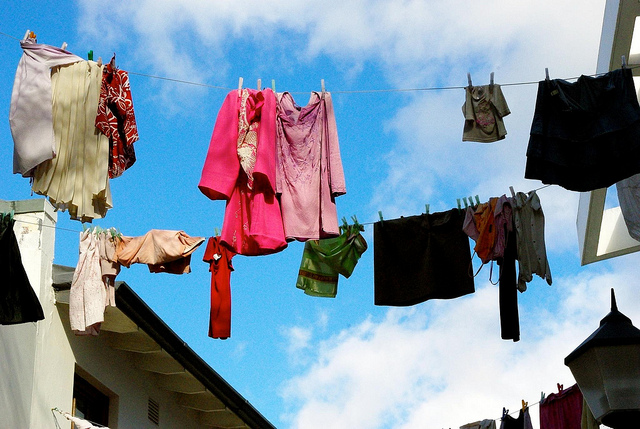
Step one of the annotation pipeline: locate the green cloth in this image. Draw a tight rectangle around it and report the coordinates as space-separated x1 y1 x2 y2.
296 226 368 297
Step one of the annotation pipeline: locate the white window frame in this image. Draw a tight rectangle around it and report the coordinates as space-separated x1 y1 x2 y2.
577 0 640 265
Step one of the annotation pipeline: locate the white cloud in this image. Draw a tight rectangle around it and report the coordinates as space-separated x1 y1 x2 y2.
280 260 640 429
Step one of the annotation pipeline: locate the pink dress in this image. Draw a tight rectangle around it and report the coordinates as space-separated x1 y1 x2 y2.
199 89 287 256
276 92 346 241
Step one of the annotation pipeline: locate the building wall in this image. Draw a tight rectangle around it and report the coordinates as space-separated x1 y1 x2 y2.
0 199 71 429
0 200 206 429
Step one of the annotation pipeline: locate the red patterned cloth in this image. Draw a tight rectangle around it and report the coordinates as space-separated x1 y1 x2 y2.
95 60 139 178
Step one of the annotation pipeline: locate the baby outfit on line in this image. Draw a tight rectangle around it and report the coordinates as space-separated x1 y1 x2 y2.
296 224 368 298
462 83 510 142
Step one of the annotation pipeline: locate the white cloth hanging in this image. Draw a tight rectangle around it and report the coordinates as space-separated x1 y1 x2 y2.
9 37 83 176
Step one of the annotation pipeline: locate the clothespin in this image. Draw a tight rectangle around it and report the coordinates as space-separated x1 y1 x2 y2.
351 215 363 231
272 79 276 92
502 408 509 420
456 198 462 213
425 204 430 215
378 210 384 225
475 195 480 206
490 71 494 86
24 29 31 40
109 53 116 69
321 79 325 94
509 186 516 198
467 72 473 88
257 79 261 90
61 42 67 51
521 400 528 412
463 197 469 208
545 67 550 80
214 227 220 237
87 50 93 61
557 383 563 393
341 216 349 233
238 77 243 91
622 55 627 69
540 391 546 403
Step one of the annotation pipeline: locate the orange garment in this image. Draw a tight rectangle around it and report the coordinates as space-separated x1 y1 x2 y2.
116 230 205 274
473 198 498 264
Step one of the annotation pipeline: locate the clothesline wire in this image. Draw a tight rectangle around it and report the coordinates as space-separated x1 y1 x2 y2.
2 30 640 94
357 184 553 227
7 184 554 235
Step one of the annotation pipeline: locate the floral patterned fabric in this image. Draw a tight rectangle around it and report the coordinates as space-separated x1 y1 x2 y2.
95 60 139 178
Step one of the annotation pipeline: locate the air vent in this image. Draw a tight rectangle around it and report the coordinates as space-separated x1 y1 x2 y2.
148 397 160 425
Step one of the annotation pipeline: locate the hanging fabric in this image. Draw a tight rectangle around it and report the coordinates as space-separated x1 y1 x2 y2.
539 383 584 429
202 236 235 339
9 36 83 177
95 54 139 178
70 229 119 336
115 229 204 274
512 190 552 291
199 88 287 256
462 83 510 142
31 59 112 222
374 209 475 306
525 68 640 191
296 223 368 298
275 91 346 241
500 407 533 429
0 212 45 325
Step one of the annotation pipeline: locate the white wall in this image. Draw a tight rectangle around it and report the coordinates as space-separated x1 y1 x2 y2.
0 200 210 429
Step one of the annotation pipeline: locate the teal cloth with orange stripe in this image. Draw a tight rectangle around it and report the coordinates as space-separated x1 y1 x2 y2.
296 225 368 297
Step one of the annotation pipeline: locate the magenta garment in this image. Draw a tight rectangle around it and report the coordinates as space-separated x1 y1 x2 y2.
276 91 346 241
199 88 287 256
10 38 83 176
539 384 584 429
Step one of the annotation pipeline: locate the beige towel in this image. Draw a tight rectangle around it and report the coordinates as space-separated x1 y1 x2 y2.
116 230 205 274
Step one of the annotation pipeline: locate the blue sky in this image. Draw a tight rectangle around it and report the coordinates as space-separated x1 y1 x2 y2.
2 1 639 428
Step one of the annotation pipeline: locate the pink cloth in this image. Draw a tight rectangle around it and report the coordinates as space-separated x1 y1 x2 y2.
199 89 287 255
275 91 346 241
540 384 584 429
